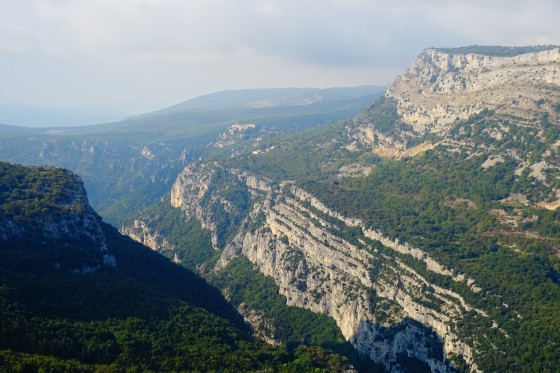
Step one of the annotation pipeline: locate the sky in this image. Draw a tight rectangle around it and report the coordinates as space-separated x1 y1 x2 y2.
1 0 560 117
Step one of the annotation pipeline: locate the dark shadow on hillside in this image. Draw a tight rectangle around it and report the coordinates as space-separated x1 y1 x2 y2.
349 317 460 373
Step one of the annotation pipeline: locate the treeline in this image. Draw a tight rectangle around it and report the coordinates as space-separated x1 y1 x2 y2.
435 45 559 57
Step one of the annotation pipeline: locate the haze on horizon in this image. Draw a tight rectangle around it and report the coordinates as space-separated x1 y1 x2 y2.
1 0 559 122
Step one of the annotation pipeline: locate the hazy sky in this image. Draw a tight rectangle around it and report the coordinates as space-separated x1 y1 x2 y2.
1 0 559 115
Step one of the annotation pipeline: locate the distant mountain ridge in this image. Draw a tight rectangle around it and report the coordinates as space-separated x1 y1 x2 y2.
124 46 560 372
131 86 384 119
0 86 384 226
0 104 127 128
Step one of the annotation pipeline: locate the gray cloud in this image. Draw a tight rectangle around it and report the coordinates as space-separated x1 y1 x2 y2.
0 0 559 114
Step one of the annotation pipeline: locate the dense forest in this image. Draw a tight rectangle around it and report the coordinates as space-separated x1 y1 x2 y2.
0 162 353 372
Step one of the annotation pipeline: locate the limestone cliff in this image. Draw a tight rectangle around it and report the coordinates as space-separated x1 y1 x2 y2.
386 47 560 134
164 163 491 371
347 46 560 208
122 46 560 372
170 163 255 249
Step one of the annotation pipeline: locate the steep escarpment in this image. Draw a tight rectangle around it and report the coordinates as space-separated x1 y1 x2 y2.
1 161 358 372
386 47 560 133
123 46 560 372
170 163 252 249
154 150 560 371
0 162 115 272
348 47 560 209
168 165 482 371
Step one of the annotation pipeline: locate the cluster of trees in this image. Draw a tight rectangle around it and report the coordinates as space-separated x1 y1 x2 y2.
435 45 559 57
129 202 218 271
0 162 84 223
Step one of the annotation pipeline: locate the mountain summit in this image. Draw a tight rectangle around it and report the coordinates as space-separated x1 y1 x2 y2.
387 46 560 133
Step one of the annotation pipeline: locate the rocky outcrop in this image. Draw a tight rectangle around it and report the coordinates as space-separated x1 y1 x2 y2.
0 165 116 272
386 47 560 134
170 163 222 248
121 219 173 252
149 47 560 371
170 163 253 249
210 123 257 148
347 47 560 208
237 303 282 347
121 219 183 263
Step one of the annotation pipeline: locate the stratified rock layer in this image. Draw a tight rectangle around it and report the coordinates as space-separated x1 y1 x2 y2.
167 165 488 372
387 48 560 133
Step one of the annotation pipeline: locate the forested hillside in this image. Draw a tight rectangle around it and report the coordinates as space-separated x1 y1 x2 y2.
125 47 560 372
0 87 383 226
0 162 353 372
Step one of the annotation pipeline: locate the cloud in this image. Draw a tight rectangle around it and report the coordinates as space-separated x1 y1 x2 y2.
0 0 559 113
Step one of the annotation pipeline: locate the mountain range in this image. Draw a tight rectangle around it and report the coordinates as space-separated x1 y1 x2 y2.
1 46 560 372
0 86 384 225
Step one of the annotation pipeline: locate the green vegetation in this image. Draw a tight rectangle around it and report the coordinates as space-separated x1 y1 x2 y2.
129 202 218 271
200 99 560 371
248 153 559 370
435 45 559 57
0 162 352 372
0 88 383 226
4 70 560 371
0 162 83 223
135 199 379 370
209 257 382 372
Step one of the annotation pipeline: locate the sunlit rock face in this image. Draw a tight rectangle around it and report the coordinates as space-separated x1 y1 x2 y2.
168 164 482 372
124 47 560 372
387 48 560 134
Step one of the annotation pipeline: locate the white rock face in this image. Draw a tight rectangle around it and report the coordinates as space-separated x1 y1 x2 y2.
159 48 560 371
170 163 221 248
224 182 487 372
121 219 173 253
170 164 491 371
387 48 560 133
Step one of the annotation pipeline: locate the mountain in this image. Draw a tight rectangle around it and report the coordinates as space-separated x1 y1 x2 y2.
0 161 357 372
123 46 560 372
136 86 385 117
0 86 384 226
